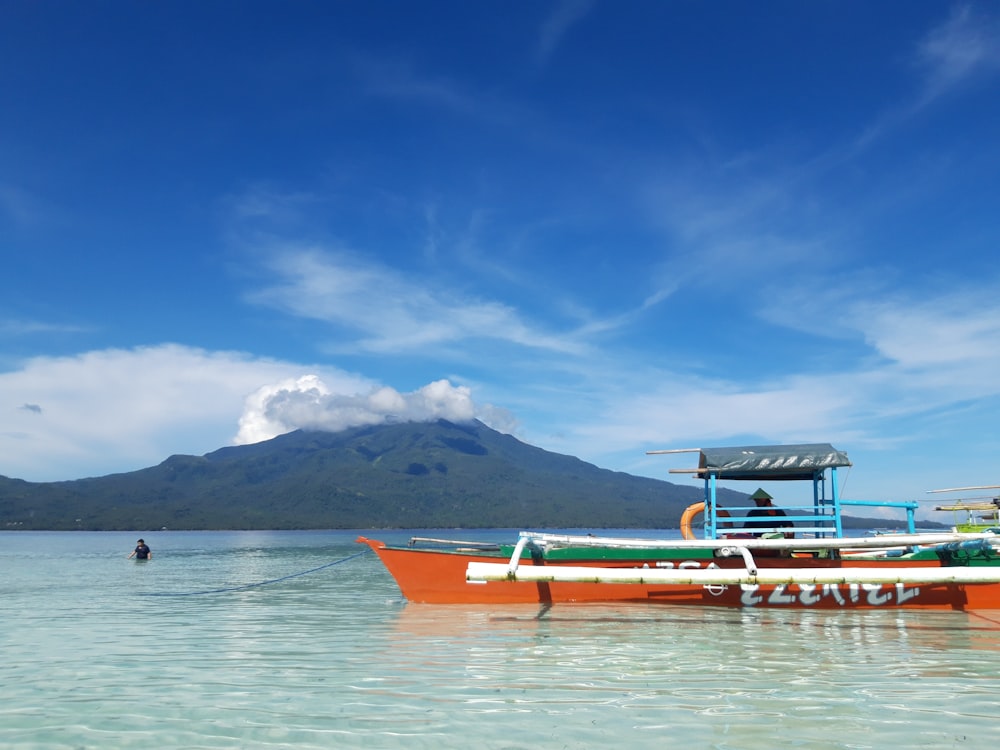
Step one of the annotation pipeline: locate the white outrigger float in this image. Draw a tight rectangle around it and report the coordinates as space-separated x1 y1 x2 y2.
360 444 1000 610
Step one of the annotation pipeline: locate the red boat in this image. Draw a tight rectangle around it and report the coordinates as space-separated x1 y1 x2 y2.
359 444 1000 611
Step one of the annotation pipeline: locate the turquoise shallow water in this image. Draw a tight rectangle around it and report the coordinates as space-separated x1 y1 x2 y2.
2 530 1000 749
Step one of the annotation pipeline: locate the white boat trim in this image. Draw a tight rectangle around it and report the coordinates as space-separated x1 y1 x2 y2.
467 561 1000 587
519 530 1000 552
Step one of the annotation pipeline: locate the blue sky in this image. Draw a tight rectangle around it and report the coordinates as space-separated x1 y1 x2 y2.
3 2 1000 519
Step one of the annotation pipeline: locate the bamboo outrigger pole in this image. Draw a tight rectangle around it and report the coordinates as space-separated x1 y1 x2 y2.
518 531 998 552
928 485 1000 493
466 562 1000 587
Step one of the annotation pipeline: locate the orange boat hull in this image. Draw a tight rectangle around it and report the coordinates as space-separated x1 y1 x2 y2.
357 537 1000 611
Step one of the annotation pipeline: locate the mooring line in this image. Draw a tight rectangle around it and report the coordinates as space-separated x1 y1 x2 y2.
969 609 1000 628
139 548 371 597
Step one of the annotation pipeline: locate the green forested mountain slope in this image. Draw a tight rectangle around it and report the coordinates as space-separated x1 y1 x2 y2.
0 420 714 530
0 420 926 531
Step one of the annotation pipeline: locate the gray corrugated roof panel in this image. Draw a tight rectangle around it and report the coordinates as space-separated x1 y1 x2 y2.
695 443 851 481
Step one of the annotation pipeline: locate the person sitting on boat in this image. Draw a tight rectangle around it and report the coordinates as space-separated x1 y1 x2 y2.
745 489 794 538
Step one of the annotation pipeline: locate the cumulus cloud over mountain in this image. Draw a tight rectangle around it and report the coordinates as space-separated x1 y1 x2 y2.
234 376 514 445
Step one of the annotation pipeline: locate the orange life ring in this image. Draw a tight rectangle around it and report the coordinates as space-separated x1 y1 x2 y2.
679 502 730 540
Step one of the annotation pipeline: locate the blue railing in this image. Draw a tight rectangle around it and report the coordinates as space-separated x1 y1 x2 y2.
701 465 919 538
839 499 918 534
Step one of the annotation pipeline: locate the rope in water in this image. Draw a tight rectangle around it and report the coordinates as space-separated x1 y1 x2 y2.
139 548 371 597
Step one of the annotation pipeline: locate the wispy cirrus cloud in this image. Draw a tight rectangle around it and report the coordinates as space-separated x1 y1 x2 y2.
849 290 1000 381
247 246 586 355
0 318 92 336
352 55 488 120
916 3 1000 103
636 10 1000 306
755 270 1000 378
0 184 45 228
226 182 326 224
855 4 1000 149
347 47 566 145
535 0 596 65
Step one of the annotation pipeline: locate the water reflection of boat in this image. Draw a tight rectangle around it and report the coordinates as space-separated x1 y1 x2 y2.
387 601 1000 646
359 444 1000 612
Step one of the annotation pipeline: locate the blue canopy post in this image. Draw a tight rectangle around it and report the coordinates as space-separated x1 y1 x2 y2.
708 472 717 539
703 471 720 539
829 465 843 537
811 471 830 537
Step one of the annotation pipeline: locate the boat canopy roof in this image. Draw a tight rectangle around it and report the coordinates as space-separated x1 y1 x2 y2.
676 443 852 481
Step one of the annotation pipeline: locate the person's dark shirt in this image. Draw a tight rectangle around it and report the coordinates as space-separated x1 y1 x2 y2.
133 544 150 559
745 506 793 532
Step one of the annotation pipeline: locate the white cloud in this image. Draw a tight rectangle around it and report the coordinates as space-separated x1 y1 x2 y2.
758 278 1000 395
247 246 585 355
234 376 513 444
0 345 373 481
0 344 517 482
855 295 1000 373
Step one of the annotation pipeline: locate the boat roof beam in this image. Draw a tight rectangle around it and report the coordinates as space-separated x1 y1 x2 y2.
667 443 851 481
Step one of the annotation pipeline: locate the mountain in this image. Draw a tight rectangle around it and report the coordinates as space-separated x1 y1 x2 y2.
0 420 721 530
0 420 933 532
